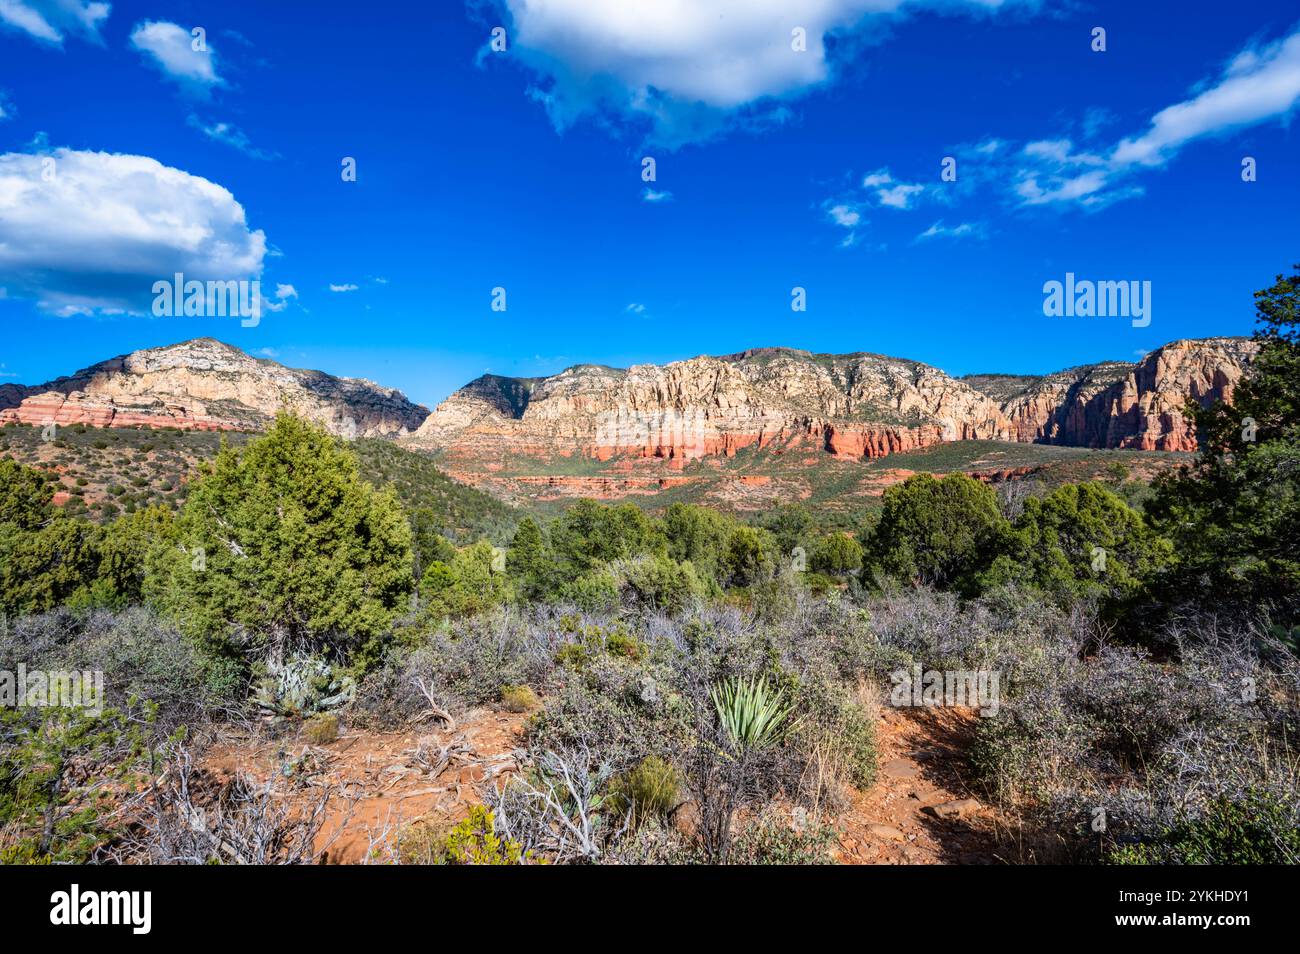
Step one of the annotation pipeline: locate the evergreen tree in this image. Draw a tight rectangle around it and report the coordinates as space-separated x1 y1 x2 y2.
1146 266 1300 629
147 414 413 662
865 473 1006 594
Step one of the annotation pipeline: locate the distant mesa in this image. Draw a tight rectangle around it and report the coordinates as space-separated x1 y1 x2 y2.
1 336 1256 466
404 337 1256 466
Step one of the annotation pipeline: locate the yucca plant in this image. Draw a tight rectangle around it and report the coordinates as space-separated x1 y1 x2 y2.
710 675 795 753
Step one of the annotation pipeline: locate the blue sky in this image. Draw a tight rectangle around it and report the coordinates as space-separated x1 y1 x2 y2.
1 1 1298 408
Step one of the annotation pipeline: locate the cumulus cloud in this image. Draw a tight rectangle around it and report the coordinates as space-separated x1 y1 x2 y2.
1015 23 1300 208
489 0 1044 147
0 0 109 46
329 283 359 293
130 20 224 92
186 115 277 160
0 147 267 315
641 187 673 203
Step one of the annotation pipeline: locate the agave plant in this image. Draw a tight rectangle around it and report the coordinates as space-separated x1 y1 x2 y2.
710 675 795 753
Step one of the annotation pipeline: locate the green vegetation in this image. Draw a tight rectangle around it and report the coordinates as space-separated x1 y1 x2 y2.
146 415 413 664
1 268 1297 867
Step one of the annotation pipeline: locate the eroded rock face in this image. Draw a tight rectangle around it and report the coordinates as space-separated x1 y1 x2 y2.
411 338 1256 465
0 338 429 438
972 338 1258 452
408 348 1015 465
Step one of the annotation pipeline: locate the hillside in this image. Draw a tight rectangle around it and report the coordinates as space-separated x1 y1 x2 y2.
0 338 430 438
0 422 515 541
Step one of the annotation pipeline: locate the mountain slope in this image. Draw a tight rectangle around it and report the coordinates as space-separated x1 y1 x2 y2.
407 337 1256 466
0 338 429 438
407 348 1015 468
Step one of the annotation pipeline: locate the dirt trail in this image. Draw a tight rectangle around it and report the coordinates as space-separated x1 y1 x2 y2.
202 708 528 864
836 706 1009 865
196 703 1007 865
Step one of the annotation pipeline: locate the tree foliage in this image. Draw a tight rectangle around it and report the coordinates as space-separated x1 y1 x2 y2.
147 414 413 661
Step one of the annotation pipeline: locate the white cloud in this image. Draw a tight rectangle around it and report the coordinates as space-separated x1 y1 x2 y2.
827 203 860 227
859 167 925 208
0 147 267 315
493 0 1044 146
260 283 297 314
642 187 673 203
0 91 12 121
1113 28 1300 168
1014 24 1300 209
329 283 359 293
130 20 224 92
187 115 277 160
0 0 108 46
877 182 925 209
916 220 980 241
625 302 647 315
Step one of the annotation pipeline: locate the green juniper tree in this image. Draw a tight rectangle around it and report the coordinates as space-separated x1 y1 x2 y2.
147 414 413 664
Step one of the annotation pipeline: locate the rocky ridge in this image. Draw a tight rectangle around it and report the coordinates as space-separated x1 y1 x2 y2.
0 338 428 438
409 337 1256 465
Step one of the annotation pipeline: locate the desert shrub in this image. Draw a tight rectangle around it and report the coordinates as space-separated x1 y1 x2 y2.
605 755 680 826
353 607 558 724
303 713 340 745
727 819 837 865
529 649 685 768
0 704 152 864
605 553 709 615
1108 789 1300 865
972 622 1300 861
794 677 877 791
560 568 620 613
500 684 540 712
0 607 216 734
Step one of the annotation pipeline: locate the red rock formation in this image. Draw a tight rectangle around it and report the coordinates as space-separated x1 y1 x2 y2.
0 391 235 431
980 338 1256 452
